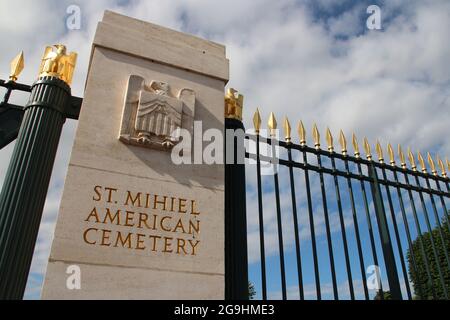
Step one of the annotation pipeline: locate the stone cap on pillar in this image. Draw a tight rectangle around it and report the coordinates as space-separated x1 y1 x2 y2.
91 10 229 82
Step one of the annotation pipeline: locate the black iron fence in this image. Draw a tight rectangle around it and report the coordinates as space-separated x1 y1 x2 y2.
238 111 449 300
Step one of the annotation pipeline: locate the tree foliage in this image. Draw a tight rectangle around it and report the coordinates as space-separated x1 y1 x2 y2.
406 218 450 299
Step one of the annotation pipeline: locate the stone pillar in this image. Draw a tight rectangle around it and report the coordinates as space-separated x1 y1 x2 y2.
42 11 229 299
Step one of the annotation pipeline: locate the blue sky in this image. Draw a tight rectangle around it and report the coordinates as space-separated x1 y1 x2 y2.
0 0 449 299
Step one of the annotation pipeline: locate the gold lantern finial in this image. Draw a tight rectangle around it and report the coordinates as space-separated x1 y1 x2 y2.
268 112 277 137
376 140 384 163
339 130 347 156
253 108 261 134
9 51 24 82
326 127 334 152
387 143 395 165
363 137 372 161
298 121 306 146
312 123 320 150
352 133 360 158
283 117 292 143
225 88 244 121
38 44 77 86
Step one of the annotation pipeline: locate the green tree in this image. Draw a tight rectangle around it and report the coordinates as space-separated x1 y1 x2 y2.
248 281 256 300
406 218 450 299
374 290 392 300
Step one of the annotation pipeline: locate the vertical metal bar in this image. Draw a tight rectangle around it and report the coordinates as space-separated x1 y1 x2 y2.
432 179 450 233
413 174 449 299
273 168 287 300
330 155 354 299
368 163 402 300
380 166 412 299
255 135 267 300
403 171 437 299
302 149 321 299
316 153 338 300
423 176 450 266
343 159 369 300
225 117 249 300
356 162 385 299
287 147 304 300
392 170 424 299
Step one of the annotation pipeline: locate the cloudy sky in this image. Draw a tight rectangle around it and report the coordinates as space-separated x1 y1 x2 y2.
0 0 449 299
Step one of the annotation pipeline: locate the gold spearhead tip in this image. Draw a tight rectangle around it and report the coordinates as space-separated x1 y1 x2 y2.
375 140 384 163
225 88 244 121
253 108 262 134
387 143 395 165
427 153 437 175
352 133 360 158
298 121 306 146
363 137 372 160
339 130 347 155
436 156 447 177
417 151 426 173
312 123 320 149
398 145 406 169
268 112 277 137
326 127 334 152
283 117 292 142
446 157 450 173
408 148 417 171
9 51 24 82
38 44 77 86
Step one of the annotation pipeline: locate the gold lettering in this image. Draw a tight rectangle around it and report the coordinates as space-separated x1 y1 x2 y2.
85 207 101 223
83 228 97 245
125 211 135 227
163 237 173 253
191 200 200 215
188 219 200 235
125 191 142 207
148 235 161 252
178 198 187 213
137 213 152 229
102 208 121 225
114 231 132 248
153 195 167 211
135 233 146 250
100 229 112 246
160 216 172 232
188 239 200 255
177 238 187 254
105 187 117 203
93 186 102 201
172 218 186 234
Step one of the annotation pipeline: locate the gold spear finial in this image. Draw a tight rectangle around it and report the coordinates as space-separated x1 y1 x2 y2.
447 158 450 172
9 51 24 82
339 130 347 156
398 145 407 169
298 121 306 146
417 151 427 173
387 143 395 165
407 147 417 171
376 140 384 163
283 117 292 143
427 153 437 176
437 156 447 178
363 137 372 161
312 123 320 150
326 127 334 152
253 108 262 134
352 133 360 158
268 112 277 137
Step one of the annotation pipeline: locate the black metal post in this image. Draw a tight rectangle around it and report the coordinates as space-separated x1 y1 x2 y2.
225 117 248 300
0 76 71 299
368 163 402 300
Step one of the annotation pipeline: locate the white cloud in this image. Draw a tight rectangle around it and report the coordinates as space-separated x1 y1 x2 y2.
0 0 448 299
